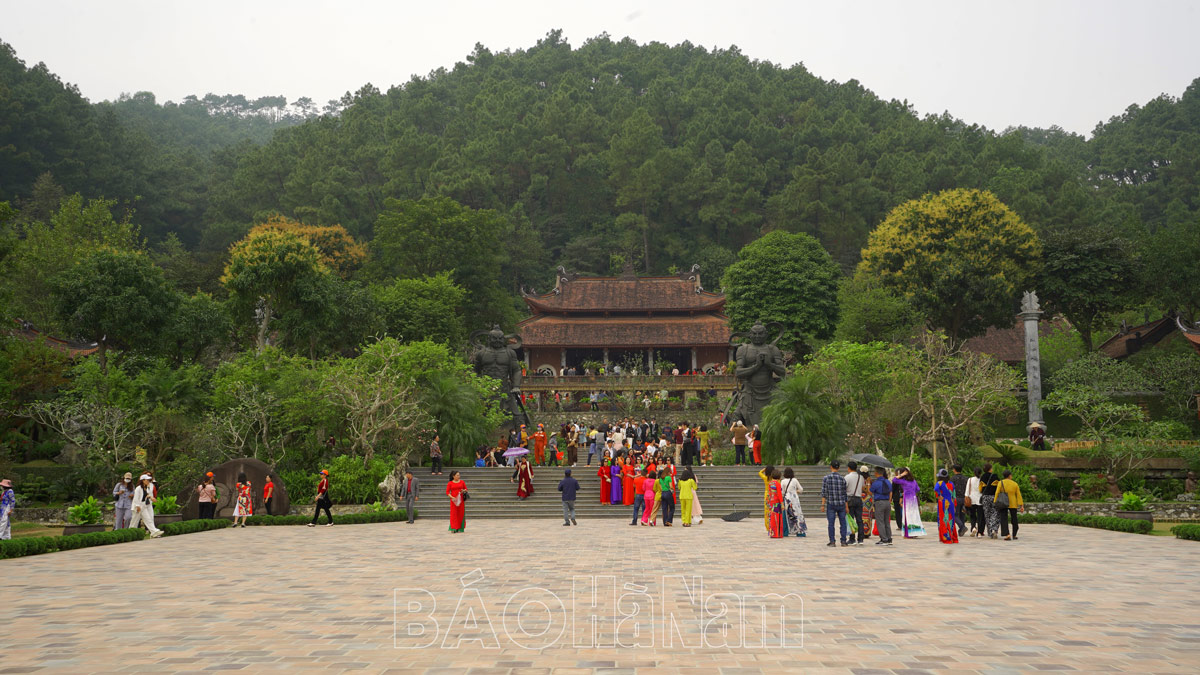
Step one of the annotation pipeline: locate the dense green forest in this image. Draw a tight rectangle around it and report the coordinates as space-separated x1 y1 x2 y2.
2 31 1199 506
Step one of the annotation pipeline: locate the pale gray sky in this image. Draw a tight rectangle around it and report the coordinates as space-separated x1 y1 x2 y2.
5 0 1198 135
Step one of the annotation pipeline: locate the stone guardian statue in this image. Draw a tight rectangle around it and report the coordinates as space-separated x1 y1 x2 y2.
731 321 787 427
470 324 529 428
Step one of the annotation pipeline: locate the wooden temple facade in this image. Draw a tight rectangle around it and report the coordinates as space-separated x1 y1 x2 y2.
517 267 733 376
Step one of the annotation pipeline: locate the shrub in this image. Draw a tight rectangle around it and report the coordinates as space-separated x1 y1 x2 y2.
1020 513 1152 534
161 518 231 536
325 455 393 504
155 495 181 515
280 468 317 504
244 509 413 527
1171 524 1200 541
1078 473 1109 499
66 496 104 525
1117 492 1147 511
0 528 148 560
993 464 1054 502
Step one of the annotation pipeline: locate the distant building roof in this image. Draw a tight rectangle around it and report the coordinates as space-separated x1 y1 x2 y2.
962 317 1072 365
522 266 724 314
518 314 731 347
9 319 100 358
1098 316 1177 359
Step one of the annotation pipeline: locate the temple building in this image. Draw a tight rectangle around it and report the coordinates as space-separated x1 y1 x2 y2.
517 266 732 375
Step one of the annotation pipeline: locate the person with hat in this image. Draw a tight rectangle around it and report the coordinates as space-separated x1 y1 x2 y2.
308 470 333 527
113 472 135 529
130 474 163 538
532 424 548 465
0 478 15 540
195 473 217 519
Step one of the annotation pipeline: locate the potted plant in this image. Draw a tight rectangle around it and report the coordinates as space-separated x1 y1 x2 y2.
64 496 107 535
154 495 183 525
1114 491 1153 524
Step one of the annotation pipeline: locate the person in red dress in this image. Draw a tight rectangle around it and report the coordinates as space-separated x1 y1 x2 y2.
512 457 535 499
446 471 467 533
598 458 612 504
768 469 784 538
622 459 636 505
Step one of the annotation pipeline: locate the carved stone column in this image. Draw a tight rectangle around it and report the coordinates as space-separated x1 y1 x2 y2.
1020 290 1045 430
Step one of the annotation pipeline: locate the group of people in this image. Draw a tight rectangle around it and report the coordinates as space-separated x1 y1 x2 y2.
476 418 724 471
786 460 1026 546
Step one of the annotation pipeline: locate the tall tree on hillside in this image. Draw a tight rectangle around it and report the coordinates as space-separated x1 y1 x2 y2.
857 189 1040 342
50 248 178 372
722 230 842 354
1038 224 1139 350
221 228 331 352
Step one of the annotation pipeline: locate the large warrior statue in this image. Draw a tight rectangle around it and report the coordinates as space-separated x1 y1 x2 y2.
730 321 787 427
470 325 529 428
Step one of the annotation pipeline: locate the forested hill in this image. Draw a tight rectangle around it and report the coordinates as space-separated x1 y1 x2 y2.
2 31 1199 286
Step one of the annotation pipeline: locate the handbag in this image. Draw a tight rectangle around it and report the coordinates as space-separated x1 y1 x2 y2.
461 490 470 501
994 484 1010 509
965 495 973 507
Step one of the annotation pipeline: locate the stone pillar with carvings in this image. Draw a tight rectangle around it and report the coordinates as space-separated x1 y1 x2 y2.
1020 290 1045 430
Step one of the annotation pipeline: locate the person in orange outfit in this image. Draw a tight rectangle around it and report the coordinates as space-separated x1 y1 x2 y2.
531 425 548 465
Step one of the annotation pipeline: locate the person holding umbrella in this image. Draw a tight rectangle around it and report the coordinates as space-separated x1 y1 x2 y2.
512 456 535 500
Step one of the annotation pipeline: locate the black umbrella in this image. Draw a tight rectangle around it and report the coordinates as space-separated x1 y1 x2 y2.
848 453 894 468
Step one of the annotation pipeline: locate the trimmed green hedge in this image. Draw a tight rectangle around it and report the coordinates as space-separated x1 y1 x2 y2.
244 509 413 526
1171 524 1200 541
1020 513 1153 534
0 527 148 560
162 519 232 536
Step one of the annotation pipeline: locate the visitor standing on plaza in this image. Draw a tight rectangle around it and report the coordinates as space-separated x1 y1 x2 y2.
308 470 333 527
446 471 467 533
965 468 983 536
893 468 926 538
598 457 612 504
558 468 579 526
0 478 14 540
400 468 419 523
621 457 635 505
995 469 1025 540
631 468 647 525
844 461 867 545
678 468 698 526
767 469 784 538
610 457 623 504
430 435 443 475
262 474 274 516
949 464 968 536
113 472 135 528
658 468 676 526
643 469 661 525
194 472 216 520
979 463 1001 539
934 469 959 544
730 420 749 465
759 465 775 532
870 467 893 546
820 461 849 547
232 473 253 527
782 467 807 537
130 474 163 538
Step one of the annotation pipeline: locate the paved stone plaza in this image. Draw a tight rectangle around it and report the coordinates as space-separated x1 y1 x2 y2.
2 519 1199 673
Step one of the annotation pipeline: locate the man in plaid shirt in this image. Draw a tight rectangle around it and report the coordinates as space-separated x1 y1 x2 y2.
821 460 850 547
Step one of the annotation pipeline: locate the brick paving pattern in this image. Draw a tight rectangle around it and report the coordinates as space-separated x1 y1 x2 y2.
2 519 1199 673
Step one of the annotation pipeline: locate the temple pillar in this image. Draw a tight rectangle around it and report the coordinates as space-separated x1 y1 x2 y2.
560 348 567 371
1020 291 1045 430
602 348 609 367
647 348 654 373
690 347 698 371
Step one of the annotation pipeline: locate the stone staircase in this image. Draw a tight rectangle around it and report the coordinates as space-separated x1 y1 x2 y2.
404 464 831 520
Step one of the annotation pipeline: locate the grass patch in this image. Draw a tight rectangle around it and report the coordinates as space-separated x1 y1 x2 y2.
10 523 64 538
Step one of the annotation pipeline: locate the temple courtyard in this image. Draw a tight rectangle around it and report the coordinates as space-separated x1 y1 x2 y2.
2 519 1199 673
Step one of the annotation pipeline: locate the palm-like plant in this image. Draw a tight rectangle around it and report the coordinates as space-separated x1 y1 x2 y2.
423 373 487 464
760 372 849 465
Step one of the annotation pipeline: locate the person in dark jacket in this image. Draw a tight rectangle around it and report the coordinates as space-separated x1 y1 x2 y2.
949 464 969 536
870 467 894 545
891 472 903 534
558 468 580 526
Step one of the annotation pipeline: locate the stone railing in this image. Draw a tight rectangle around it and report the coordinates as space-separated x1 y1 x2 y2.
521 374 738 392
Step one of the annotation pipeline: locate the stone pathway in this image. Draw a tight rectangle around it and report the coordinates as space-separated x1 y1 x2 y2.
2 518 1199 673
